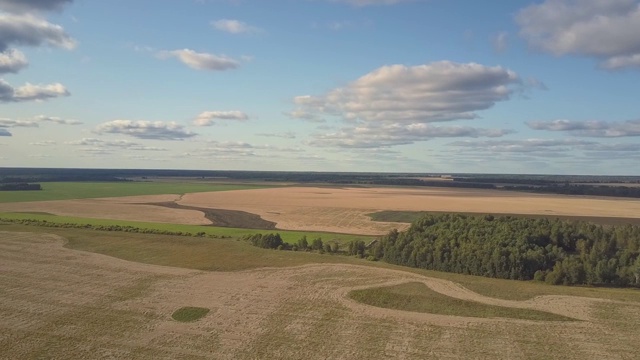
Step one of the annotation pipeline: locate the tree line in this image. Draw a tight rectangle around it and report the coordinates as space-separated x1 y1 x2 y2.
348 214 640 286
0 218 226 238
243 233 340 253
0 183 42 191
504 184 640 198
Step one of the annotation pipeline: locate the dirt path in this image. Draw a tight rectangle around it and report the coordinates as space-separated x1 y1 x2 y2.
1 231 638 359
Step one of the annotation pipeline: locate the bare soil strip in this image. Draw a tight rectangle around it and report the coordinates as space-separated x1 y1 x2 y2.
2 231 639 359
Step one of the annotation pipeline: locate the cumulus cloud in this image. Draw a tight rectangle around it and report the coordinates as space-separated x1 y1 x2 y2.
211 19 261 34
0 0 73 13
95 120 196 140
0 79 69 102
292 61 521 148
0 118 39 127
0 13 76 52
527 119 640 137
292 61 520 125
33 114 82 125
157 49 239 71
193 110 248 126
0 117 38 136
308 123 514 148
0 48 27 74
516 0 640 69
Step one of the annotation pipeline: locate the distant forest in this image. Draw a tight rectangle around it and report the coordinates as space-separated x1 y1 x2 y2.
351 214 640 287
2 167 640 198
0 183 41 191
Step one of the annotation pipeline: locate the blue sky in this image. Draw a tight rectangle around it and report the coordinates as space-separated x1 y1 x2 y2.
1 0 639 174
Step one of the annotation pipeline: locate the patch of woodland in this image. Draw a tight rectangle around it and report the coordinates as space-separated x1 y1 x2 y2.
348 214 640 287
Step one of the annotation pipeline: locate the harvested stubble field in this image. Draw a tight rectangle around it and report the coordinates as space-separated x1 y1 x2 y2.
177 186 640 234
2 230 640 359
4 185 639 236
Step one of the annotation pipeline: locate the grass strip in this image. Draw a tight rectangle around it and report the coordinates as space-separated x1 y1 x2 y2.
0 182 274 203
348 282 574 321
0 212 372 244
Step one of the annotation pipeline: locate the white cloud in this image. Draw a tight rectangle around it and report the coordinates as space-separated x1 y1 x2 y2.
291 61 521 148
95 120 197 140
0 13 76 52
1 79 70 103
292 61 520 125
33 115 82 125
0 48 27 74
157 49 239 71
308 123 514 148
0 0 73 13
527 119 640 137
193 110 248 126
0 80 70 102
0 118 39 127
516 0 640 69
211 19 261 34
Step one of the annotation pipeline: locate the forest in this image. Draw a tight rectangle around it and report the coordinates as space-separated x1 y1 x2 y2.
0 183 42 191
353 214 640 286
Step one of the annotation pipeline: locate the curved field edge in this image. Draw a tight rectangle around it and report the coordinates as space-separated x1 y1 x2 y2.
348 282 574 321
0 182 278 203
0 212 372 244
2 224 640 304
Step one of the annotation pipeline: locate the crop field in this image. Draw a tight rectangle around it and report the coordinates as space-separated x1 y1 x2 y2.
3 184 640 236
0 182 273 203
177 186 640 234
0 213 370 245
2 230 640 359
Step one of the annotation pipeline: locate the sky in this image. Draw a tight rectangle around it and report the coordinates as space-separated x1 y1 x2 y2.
1 0 639 175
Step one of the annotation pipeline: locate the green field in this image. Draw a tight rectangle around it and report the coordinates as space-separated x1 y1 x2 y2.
0 182 273 203
0 212 372 245
348 282 573 321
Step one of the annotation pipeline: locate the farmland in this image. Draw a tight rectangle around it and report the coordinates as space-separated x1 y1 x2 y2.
4 185 640 236
1 230 639 359
2 179 640 359
0 181 273 203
